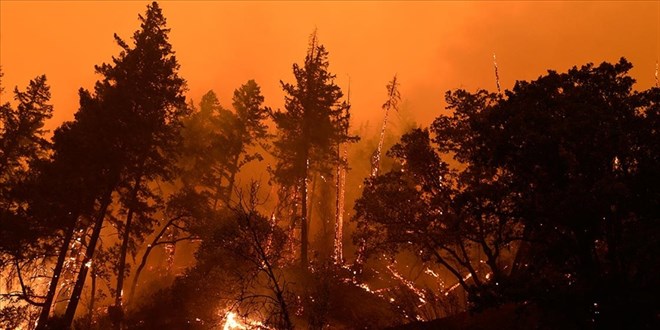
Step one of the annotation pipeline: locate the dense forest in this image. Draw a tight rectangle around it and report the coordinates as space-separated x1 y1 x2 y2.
1 2 658 329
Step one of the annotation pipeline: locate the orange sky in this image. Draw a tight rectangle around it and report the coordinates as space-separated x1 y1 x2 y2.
1 1 658 132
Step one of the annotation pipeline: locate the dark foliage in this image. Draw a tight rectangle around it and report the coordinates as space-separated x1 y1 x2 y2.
356 58 660 328
2 3 658 328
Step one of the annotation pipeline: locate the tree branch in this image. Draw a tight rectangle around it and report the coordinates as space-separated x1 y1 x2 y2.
13 259 45 306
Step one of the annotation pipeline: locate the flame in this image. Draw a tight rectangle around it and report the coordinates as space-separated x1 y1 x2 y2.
371 75 400 177
334 144 347 264
221 311 270 330
493 53 501 94
387 263 426 303
444 272 473 296
223 312 246 330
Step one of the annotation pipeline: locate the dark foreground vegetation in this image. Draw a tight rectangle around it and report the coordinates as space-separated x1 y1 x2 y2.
1 2 658 329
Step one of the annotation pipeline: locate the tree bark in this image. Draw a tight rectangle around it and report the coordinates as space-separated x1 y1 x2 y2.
87 269 96 329
113 176 142 330
300 157 309 267
333 145 347 264
62 189 113 328
128 216 180 302
35 213 78 330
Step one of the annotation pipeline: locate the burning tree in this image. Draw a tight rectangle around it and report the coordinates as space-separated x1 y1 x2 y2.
354 126 520 314
435 59 660 326
105 3 188 327
355 58 660 327
15 2 190 328
371 75 401 177
270 30 357 267
125 182 293 329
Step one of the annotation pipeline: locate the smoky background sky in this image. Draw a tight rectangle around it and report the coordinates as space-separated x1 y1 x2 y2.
1 1 658 132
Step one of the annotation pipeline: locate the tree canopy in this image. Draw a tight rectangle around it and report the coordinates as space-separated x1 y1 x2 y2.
1 3 658 328
355 58 660 327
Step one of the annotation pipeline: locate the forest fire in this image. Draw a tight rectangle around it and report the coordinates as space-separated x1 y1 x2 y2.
1 1 658 329
222 312 245 330
221 311 270 330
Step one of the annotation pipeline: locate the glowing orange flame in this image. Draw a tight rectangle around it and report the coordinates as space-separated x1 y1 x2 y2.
221 311 270 330
223 312 246 330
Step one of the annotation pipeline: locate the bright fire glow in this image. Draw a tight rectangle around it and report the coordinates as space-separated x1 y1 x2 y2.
223 312 246 330
444 273 473 296
221 311 270 330
493 53 501 94
387 263 426 303
334 145 347 264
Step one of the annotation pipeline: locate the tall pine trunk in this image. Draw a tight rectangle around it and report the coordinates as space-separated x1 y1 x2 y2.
307 173 318 235
333 145 347 264
300 157 309 267
372 75 399 177
87 269 97 329
113 176 142 330
63 189 113 327
35 213 78 330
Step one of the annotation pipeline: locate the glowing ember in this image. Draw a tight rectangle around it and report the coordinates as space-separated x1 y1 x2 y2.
223 312 246 330
221 311 270 330
264 213 277 255
164 226 177 273
493 53 501 94
371 75 400 177
424 268 439 278
444 272 473 296
387 263 426 302
358 282 374 293
334 145 347 264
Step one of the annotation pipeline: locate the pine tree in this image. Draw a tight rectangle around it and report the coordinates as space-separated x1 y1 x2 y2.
181 90 232 208
0 74 54 327
0 75 53 212
57 2 187 328
37 87 122 330
181 82 268 209
271 31 357 266
371 75 401 177
225 80 270 201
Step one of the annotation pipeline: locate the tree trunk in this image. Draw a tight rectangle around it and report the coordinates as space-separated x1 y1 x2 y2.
35 213 78 330
287 188 299 258
62 189 113 328
129 216 178 302
87 269 96 329
372 75 399 178
113 176 142 330
308 173 318 234
225 152 241 204
300 157 309 267
333 145 347 264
